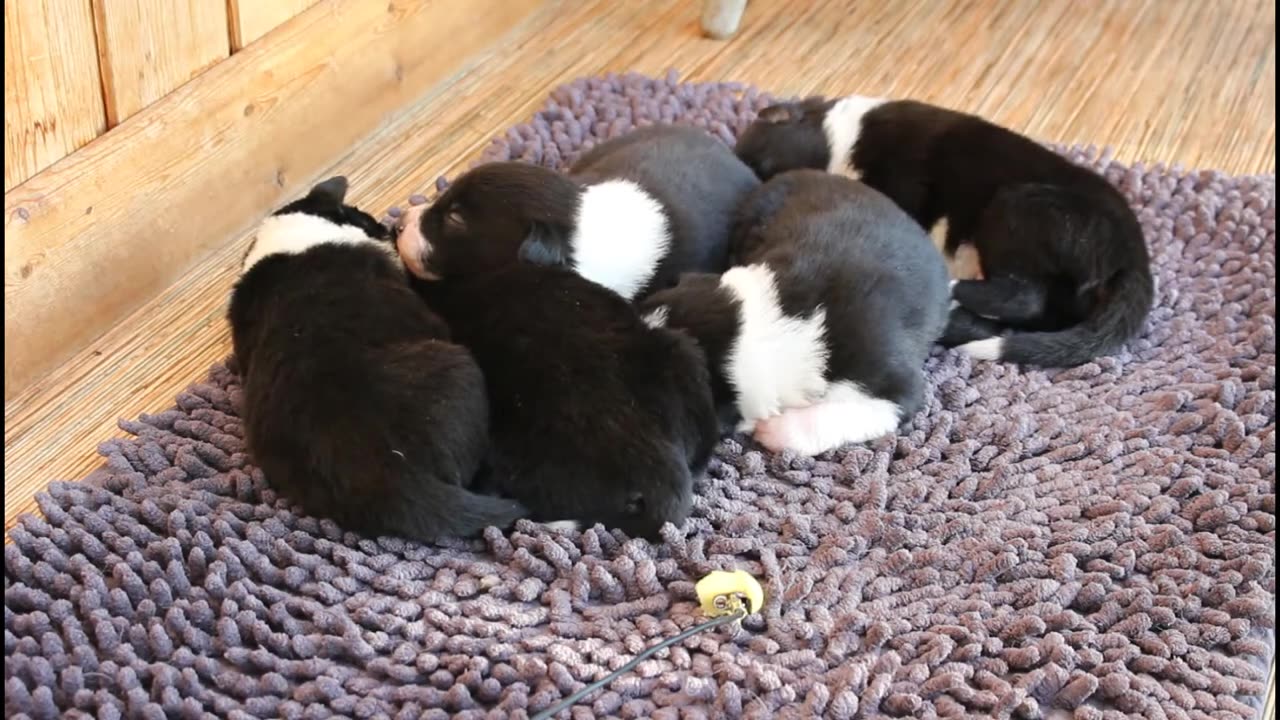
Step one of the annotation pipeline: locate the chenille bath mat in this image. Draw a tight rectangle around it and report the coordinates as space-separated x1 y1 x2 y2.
5 72 1275 720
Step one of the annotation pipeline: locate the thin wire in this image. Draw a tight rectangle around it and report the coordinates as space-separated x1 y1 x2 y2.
530 608 747 720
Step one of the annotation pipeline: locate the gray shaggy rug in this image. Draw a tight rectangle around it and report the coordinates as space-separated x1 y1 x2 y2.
4 72 1275 720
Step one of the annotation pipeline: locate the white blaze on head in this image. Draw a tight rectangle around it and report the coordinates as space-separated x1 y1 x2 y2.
240 212 382 275
822 95 887 178
571 179 671 300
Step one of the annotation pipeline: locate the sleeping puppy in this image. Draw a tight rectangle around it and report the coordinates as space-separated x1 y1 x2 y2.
734 96 1153 368
639 170 949 457
396 243 720 539
228 177 528 541
395 124 760 300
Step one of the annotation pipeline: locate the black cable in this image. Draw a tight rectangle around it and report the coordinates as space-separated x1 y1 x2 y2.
530 608 747 720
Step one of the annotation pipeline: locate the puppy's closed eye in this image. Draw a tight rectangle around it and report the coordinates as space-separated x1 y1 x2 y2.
445 209 466 230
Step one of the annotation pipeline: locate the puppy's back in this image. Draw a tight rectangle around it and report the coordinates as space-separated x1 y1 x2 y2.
416 265 716 536
232 245 518 540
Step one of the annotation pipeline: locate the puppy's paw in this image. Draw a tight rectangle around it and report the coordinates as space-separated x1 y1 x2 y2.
543 520 580 533
959 337 1004 361
947 244 984 281
753 407 821 456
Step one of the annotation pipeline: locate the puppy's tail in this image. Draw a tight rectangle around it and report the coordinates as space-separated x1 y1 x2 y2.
961 266 1153 367
373 476 530 541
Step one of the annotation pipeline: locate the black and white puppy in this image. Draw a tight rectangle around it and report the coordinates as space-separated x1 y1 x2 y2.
734 96 1154 367
395 124 760 300
397 225 720 538
228 177 528 542
639 170 949 457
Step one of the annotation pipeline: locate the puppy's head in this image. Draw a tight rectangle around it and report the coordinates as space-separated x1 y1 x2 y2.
394 162 581 280
241 176 391 274
735 97 833 180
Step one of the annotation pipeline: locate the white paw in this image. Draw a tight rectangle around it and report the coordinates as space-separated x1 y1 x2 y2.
543 520 580 533
959 337 1003 361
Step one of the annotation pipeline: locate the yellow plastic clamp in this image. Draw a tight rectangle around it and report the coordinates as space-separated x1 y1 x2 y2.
695 570 764 617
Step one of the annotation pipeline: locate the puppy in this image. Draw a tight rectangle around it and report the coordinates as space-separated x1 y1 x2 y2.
734 96 1154 367
395 250 720 540
228 176 527 541
396 124 760 300
639 170 949 457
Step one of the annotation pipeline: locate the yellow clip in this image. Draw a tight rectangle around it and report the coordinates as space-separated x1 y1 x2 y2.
695 570 764 617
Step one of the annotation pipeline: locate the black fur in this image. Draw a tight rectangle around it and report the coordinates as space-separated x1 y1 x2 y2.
641 170 949 429
407 265 719 539
404 124 760 299
735 97 1154 367
228 177 527 541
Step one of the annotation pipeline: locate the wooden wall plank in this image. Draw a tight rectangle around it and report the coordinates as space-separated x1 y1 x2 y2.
91 0 231 126
228 0 320 51
3 0 108 191
2 0 542 401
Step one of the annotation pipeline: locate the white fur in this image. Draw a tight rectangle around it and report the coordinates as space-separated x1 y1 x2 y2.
960 337 1004 361
571 180 672 300
949 244 983 281
720 264 830 430
641 305 670 328
948 279 960 311
241 212 382 275
753 380 901 456
929 217 950 254
544 520 580 532
823 95 887 178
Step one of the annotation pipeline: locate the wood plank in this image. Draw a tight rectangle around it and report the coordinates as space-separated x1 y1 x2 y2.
3 0 108 191
91 0 231 126
2 0 543 402
227 0 320 51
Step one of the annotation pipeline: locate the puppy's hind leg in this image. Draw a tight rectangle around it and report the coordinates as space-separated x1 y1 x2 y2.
753 381 900 457
939 306 1005 347
952 276 1050 323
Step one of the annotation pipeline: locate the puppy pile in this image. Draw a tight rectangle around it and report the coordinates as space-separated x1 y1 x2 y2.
229 97 1154 542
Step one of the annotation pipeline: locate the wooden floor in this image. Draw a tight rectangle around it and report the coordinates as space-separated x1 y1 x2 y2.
3 0 1276 709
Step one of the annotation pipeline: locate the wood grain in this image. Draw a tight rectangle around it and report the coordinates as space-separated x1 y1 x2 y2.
227 0 320 50
3 0 542 402
91 0 231 126
3 0 107 191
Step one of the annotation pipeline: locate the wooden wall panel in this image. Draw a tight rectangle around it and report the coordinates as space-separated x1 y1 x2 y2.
228 0 321 50
3 0 108 191
3 0 541 399
91 0 230 126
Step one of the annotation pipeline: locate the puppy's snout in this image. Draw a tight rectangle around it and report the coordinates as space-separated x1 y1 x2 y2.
395 204 436 279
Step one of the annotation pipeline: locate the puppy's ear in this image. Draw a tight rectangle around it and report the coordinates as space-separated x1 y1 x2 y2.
517 221 570 267
757 103 802 124
310 176 349 202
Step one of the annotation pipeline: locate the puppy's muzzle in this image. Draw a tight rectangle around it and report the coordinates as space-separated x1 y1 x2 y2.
394 204 436 279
